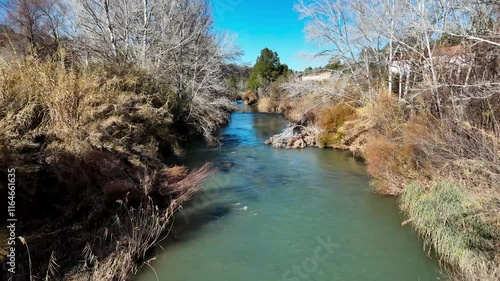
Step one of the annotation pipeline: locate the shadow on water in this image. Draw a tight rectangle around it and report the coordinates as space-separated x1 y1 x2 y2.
252 112 289 140
154 108 286 248
164 203 232 243
154 187 238 247
155 178 261 246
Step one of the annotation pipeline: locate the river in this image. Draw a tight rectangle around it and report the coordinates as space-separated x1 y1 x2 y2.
136 103 443 281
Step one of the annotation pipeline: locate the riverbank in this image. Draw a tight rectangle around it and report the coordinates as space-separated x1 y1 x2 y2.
254 85 500 280
0 0 246 278
0 56 232 280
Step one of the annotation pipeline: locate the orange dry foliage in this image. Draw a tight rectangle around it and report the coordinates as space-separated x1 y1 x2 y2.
364 135 409 195
242 91 257 105
362 109 430 195
257 96 274 112
317 103 357 133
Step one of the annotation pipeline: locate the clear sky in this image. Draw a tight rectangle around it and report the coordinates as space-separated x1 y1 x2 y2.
211 0 328 71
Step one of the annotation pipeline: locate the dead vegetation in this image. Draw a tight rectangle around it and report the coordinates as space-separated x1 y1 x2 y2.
0 56 180 162
241 91 258 105
347 90 500 278
75 164 215 281
0 55 220 280
1 0 238 278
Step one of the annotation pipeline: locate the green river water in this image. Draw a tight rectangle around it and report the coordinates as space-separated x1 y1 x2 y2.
136 103 443 281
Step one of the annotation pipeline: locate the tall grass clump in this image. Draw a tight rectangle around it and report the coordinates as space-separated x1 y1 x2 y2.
401 182 499 280
80 164 215 281
0 56 178 161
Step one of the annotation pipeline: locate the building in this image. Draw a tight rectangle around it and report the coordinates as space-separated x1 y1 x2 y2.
301 71 333 81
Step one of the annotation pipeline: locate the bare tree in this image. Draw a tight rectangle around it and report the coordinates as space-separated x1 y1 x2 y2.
1 0 70 52
73 0 121 59
296 0 499 129
295 0 413 98
72 0 241 141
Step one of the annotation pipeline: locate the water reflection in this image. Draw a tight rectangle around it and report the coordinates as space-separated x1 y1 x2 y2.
252 112 289 140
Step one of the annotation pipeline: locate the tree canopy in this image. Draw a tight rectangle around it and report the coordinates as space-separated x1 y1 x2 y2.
248 48 290 91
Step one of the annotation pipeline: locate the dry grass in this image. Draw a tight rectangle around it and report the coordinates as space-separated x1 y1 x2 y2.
348 89 500 278
364 134 412 195
257 96 273 112
401 182 499 281
1 149 216 281
78 164 216 281
241 91 257 105
0 56 181 164
0 57 218 280
256 80 292 114
355 89 405 136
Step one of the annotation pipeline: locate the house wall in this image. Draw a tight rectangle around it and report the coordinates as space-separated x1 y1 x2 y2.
301 72 332 81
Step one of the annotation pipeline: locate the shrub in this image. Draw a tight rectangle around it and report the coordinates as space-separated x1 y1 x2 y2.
317 132 344 148
257 96 273 112
241 91 258 105
317 103 357 133
363 134 410 195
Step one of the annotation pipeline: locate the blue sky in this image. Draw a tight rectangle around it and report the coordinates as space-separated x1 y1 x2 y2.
211 0 328 71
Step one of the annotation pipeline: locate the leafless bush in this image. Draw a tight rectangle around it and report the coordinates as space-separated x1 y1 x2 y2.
84 164 215 281
413 119 500 192
0 0 71 55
